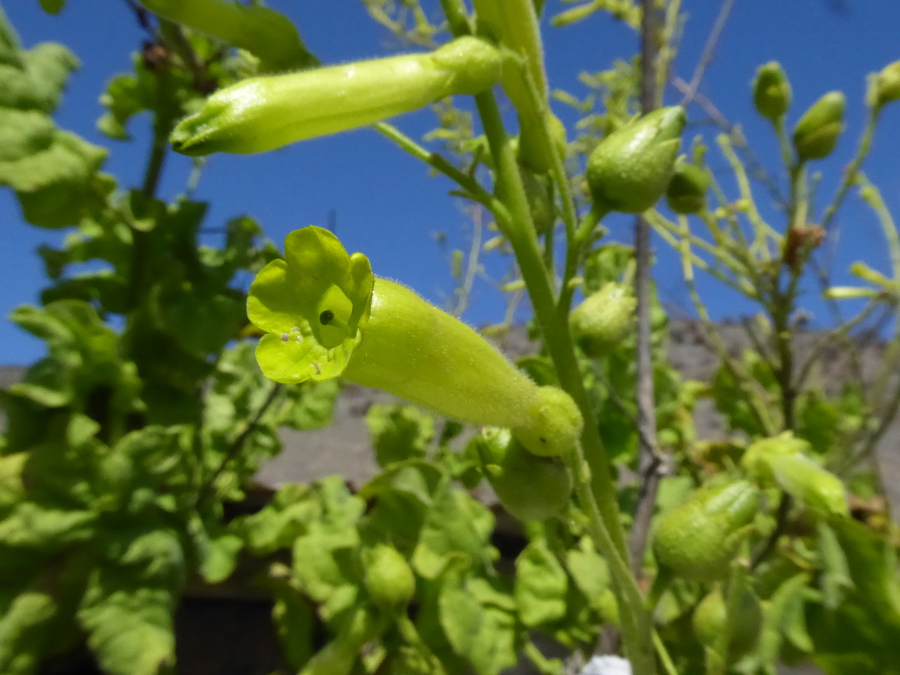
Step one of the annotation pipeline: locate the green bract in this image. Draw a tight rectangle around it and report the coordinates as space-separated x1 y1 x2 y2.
586 106 686 213
792 91 845 162
653 480 759 580
753 61 791 122
170 37 501 155
248 227 582 457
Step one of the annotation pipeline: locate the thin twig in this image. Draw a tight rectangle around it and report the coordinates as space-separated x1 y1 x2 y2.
678 0 735 108
452 205 484 317
751 494 791 569
199 384 283 504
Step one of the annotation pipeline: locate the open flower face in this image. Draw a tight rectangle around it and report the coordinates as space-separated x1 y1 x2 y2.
248 227 374 383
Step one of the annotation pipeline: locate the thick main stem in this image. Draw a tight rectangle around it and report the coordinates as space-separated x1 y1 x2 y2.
474 90 655 673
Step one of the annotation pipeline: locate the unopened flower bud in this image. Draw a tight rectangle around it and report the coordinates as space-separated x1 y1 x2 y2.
170 37 501 155
792 91 845 162
871 60 900 109
586 107 686 213
665 159 710 214
570 282 636 358
752 62 791 122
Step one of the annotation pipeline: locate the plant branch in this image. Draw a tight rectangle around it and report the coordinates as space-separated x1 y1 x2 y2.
678 0 735 107
199 383 283 505
627 0 665 578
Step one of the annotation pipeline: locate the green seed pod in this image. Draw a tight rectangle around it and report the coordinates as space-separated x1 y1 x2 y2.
752 61 791 122
473 427 572 521
363 544 416 607
569 282 636 358
248 227 582 458
138 0 316 72
742 432 849 518
170 37 502 155
653 480 759 581
665 159 710 214
792 91 845 162
586 107 686 213
692 587 762 659
871 60 900 109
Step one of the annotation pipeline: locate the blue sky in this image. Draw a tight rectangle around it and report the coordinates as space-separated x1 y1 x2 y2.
2 0 900 365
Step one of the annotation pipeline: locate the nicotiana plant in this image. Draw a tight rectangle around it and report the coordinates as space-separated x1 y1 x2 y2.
2 2 900 675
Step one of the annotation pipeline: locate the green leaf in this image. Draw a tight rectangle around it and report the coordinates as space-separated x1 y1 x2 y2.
0 592 57 675
0 501 95 549
515 540 568 627
0 453 27 512
565 537 610 611
235 483 317 553
272 592 315 669
753 573 812 669
38 0 66 14
278 379 340 430
77 526 184 675
366 403 434 467
412 480 494 579
291 527 361 603
197 531 242 585
138 0 317 72
78 575 177 675
1 130 109 229
817 521 853 609
0 20 79 113
438 573 518 675
806 519 900 673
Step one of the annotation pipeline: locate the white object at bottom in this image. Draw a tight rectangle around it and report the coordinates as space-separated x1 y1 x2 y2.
579 655 633 675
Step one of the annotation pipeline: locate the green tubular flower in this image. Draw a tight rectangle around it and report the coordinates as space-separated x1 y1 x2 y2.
742 432 848 517
665 159 710 215
138 0 316 71
472 427 572 521
569 282 636 358
170 37 502 156
652 480 759 580
752 61 791 122
792 91 845 162
871 60 900 109
248 227 582 457
586 107 686 213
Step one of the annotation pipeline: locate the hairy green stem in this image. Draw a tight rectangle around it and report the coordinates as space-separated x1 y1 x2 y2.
475 83 654 672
